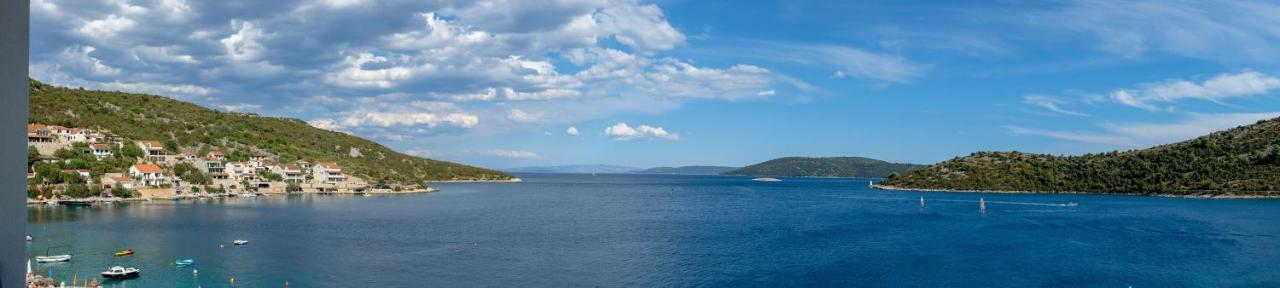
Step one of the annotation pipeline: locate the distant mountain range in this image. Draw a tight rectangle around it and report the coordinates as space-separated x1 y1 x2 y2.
724 157 925 178
634 166 738 175
504 165 640 174
881 117 1280 197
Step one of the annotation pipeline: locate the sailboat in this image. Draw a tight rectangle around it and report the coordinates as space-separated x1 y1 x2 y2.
979 197 987 212
919 195 925 207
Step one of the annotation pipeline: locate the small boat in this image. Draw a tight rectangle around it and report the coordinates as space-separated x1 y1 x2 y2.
25 235 32 242
174 259 195 266
979 197 987 212
114 249 134 256
101 266 140 279
35 255 72 263
233 240 249 245
919 195 925 207
752 177 781 182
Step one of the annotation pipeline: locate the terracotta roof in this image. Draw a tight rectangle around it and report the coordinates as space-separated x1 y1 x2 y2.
279 164 301 170
27 124 46 133
132 164 163 173
319 162 341 169
91 143 110 149
138 140 163 148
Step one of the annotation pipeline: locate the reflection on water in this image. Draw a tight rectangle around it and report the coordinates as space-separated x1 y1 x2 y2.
27 174 1280 287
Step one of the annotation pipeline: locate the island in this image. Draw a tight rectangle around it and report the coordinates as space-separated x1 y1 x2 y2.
723 156 925 178
878 117 1280 198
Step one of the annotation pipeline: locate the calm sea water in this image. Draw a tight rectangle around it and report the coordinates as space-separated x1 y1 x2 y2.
27 173 1280 287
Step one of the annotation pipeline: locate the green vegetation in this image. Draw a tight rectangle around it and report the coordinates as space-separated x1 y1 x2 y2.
723 157 924 178
29 79 511 184
881 118 1280 196
635 166 737 175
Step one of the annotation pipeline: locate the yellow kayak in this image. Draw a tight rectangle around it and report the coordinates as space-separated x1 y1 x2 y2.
114 249 134 256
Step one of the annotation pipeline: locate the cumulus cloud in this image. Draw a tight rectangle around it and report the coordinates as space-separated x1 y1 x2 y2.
566 126 580 135
29 0 792 146
604 122 679 141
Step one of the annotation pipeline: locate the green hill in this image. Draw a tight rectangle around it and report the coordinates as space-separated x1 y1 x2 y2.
724 157 924 178
635 166 737 175
28 79 511 184
880 118 1280 197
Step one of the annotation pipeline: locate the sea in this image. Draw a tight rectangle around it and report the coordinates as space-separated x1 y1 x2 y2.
26 173 1280 287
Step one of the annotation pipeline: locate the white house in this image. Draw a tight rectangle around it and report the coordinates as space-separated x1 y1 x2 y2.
90 143 112 159
270 164 305 183
128 164 165 187
135 140 167 162
313 162 346 184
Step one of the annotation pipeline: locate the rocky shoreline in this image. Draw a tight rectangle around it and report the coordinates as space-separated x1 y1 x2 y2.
427 178 523 183
26 187 443 205
871 184 1280 199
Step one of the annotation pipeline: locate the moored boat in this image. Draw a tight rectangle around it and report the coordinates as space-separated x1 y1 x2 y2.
101 266 140 279
114 249 134 256
175 259 195 266
233 239 249 245
752 177 782 182
34 255 72 263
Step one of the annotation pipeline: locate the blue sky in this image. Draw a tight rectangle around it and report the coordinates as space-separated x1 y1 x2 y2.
29 0 1280 168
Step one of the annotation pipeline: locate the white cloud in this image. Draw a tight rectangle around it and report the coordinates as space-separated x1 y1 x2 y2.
221 20 267 62
1109 71 1280 111
1023 95 1088 116
757 90 776 97
830 70 846 79
1042 0 1280 62
325 52 414 89
130 45 198 64
100 81 214 97
482 149 543 159
1007 112 1280 148
77 14 136 42
432 88 499 102
54 46 121 77
506 109 545 123
566 126 580 135
604 122 679 141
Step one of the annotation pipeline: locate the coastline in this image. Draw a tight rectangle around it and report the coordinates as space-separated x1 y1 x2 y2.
26 187 444 206
871 184 1280 199
427 178 523 183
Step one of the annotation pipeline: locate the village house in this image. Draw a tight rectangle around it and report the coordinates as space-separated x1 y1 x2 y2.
27 124 54 143
270 164 306 183
198 157 228 180
62 169 91 179
313 162 346 184
226 161 258 181
128 163 165 187
102 175 135 190
89 143 112 158
136 140 167 162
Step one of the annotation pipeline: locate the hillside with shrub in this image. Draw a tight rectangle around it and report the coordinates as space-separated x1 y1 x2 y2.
28 79 511 184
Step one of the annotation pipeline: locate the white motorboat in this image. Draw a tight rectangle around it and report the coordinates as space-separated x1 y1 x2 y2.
34 255 72 263
233 239 249 245
101 266 140 279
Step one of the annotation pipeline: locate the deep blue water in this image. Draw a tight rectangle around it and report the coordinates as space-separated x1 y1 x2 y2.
27 173 1280 287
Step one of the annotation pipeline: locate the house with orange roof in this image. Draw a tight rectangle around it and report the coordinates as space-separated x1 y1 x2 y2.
129 163 166 186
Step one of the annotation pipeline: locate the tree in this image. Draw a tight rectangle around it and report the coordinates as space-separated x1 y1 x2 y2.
163 139 180 153
27 145 39 167
286 182 301 193
121 142 143 159
110 185 133 198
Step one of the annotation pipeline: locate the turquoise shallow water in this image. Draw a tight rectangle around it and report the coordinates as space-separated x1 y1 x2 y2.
26 173 1280 287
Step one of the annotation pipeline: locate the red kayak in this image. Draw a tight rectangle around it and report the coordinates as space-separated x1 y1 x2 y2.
114 249 134 257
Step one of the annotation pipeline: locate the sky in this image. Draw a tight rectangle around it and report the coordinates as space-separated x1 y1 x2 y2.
28 0 1280 169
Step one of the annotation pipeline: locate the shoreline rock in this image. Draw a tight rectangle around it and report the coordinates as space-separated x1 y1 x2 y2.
871 184 1280 199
